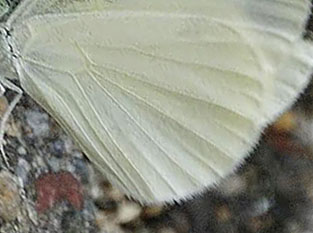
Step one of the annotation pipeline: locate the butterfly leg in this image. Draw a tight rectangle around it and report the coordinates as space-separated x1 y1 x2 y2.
0 78 22 167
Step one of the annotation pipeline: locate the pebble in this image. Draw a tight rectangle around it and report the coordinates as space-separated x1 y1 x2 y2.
0 170 20 222
249 197 273 217
141 205 164 219
215 204 232 223
117 201 142 224
95 211 123 233
219 174 246 196
0 96 8 117
17 146 27 155
15 158 31 184
25 110 50 138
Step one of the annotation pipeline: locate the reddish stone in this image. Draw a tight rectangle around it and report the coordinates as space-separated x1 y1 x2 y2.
265 127 306 155
35 171 84 213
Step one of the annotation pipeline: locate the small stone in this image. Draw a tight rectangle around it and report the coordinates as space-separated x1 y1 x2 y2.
47 156 62 172
249 197 272 217
215 204 232 223
17 146 27 155
0 96 21 138
117 201 142 224
72 157 90 184
35 171 84 213
141 205 164 219
0 170 21 221
25 110 50 138
248 215 273 233
15 158 31 184
0 96 8 117
63 136 77 154
5 118 21 138
95 211 123 233
50 139 65 157
105 183 125 202
273 112 296 132
219 175 246 196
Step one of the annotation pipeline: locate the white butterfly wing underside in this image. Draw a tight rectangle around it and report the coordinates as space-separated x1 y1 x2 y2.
7 0 313 203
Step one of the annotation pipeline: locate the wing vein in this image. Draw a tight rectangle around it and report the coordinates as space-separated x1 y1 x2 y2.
89 64 234 164
79 41 263 101
69 71 156 197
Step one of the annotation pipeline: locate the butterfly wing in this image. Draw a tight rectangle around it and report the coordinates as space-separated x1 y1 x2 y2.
7 0 313 203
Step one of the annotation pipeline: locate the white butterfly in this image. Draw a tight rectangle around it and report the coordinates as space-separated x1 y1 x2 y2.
0 0 312 203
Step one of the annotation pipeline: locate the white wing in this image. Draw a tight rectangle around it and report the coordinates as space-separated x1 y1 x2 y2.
5 0 313 203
